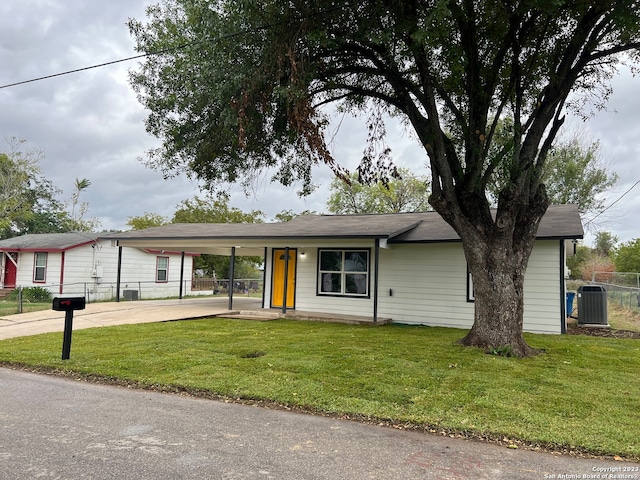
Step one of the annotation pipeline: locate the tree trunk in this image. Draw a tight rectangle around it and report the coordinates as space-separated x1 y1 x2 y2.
433 198 548 358
461 239 542 357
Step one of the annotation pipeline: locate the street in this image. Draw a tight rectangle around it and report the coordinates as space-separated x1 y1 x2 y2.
1 367 639 479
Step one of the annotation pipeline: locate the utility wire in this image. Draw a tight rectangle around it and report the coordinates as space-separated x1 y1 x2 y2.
0 54 148 89
584 178 640 227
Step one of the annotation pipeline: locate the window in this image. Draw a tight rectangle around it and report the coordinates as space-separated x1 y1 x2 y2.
33 252 47 283
467 265 474 302
318 249 369 296
156 256 169 282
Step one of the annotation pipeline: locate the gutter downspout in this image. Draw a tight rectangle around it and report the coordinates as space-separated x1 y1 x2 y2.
282 247 289 315
228 247 235 310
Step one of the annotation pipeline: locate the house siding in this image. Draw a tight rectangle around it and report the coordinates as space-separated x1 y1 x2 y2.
266 239 563 334
266 241 376 315
9 240 193 302
376 240 562 334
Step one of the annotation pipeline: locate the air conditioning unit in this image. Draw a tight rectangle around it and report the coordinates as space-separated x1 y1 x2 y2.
123 290 139 301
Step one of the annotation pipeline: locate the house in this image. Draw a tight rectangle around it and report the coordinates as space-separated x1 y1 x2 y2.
103 204 584 334
0 232 196 302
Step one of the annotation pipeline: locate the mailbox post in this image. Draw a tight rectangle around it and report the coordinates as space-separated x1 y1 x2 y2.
52 297 86 360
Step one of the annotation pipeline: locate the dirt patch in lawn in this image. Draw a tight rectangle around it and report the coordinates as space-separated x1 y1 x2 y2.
567 320 640 339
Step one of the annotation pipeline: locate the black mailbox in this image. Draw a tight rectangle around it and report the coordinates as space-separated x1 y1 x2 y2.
52 296 86 360
53 297 86 311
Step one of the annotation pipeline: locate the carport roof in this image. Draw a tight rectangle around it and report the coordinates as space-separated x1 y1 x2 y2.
103 204 583 245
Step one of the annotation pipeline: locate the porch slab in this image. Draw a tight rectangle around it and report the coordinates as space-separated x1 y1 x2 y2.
221 308 391 326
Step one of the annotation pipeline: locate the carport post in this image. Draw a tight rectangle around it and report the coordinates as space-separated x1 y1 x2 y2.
228 247 235 310
179 251 185 299
116 246 122 302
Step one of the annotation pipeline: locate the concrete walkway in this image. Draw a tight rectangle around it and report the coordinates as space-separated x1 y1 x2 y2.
0 296 265 340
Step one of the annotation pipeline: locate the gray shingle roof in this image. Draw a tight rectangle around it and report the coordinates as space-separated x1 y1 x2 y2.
390 204 584 243
103 204 583 243
0 232 99 251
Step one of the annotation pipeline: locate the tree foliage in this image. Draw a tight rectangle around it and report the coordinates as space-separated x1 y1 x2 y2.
127 212 170 230
0 138 65 238
172 196 264 279
0 139 101 237
273 209 317 222
543 137 618 228
593 231 618 257
614 239 640 273
129 1 640 356
327 168 430 214
566 244 591 280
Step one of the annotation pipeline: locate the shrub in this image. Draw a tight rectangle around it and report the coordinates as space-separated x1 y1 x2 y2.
7 287 52 303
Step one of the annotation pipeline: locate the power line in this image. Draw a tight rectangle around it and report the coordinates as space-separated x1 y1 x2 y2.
584 178 640 227
0 54 148 89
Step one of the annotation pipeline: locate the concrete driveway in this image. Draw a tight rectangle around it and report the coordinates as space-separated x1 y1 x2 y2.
0 296 265 340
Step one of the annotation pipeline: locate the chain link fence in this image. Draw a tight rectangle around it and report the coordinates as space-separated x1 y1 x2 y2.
0 278 263 316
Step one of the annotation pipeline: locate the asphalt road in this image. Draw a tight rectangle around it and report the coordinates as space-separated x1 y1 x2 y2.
1 368 639 479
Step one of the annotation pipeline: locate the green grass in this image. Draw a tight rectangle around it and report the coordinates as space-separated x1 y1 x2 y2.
0 301 51 316
1 318 639 459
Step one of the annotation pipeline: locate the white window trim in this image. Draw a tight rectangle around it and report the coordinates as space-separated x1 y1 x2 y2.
156 256 169 283
317 249 370 297
33 252 47 283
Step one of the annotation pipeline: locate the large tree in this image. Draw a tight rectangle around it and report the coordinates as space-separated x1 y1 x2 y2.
129 1 640 356
0 138 65 238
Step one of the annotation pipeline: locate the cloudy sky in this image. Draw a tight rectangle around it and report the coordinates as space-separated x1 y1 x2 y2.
1 1 638 244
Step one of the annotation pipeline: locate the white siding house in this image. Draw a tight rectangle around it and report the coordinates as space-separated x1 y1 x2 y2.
104 205 583 334
0 232 195 302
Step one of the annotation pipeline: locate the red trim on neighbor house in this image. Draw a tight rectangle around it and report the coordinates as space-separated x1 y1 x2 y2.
143 248 200 257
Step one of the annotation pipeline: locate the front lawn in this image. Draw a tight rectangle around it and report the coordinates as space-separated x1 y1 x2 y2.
0 301 51 317
0 318 638 459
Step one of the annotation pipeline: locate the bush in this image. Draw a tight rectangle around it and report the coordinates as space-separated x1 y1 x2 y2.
7 287 52 303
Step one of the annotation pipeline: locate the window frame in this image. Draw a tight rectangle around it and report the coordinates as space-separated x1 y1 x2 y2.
33 252 47 283
467 264 475 302
316 248 370 298
156 256 169 283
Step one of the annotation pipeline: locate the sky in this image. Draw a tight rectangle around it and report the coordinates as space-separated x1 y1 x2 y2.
0 1 638 245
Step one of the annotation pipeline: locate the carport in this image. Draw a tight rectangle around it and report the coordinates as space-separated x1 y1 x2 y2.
102 222 299 313
102 220 394 323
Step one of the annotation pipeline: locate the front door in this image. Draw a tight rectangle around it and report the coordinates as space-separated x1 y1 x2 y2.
3 252 18 288
271 248 296 309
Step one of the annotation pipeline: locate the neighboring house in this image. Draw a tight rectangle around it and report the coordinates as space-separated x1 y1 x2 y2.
104 204 583 334
0 232 196 302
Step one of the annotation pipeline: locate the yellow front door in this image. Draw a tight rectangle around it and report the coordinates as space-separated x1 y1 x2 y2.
272 248 296 308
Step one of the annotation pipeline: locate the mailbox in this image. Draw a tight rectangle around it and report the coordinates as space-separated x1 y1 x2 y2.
53 297 86 311
52 296 86 360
